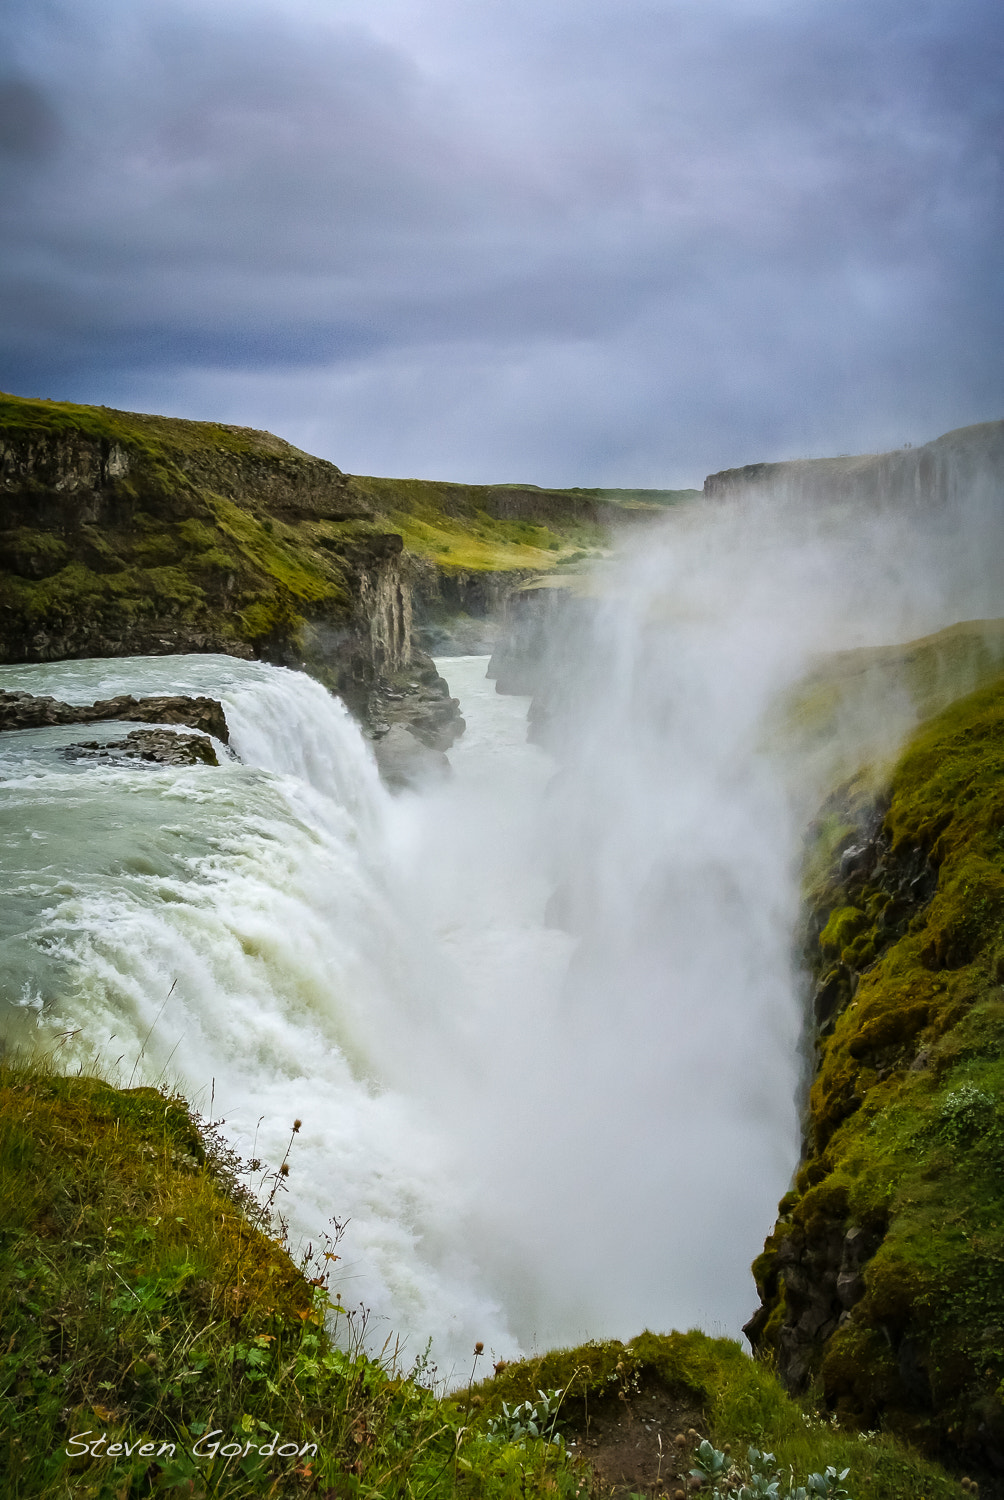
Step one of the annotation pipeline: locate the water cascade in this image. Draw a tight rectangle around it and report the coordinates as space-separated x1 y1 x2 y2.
3 467 1004 1374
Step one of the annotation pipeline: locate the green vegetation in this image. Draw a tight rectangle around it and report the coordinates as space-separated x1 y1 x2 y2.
751 675 1004 1477
563 486 701 509
385 509 580 572
482 1332 963 1499
344 473 615 572
0 394 291 460
781 619 1004 788
0 392 378 667
0 1051 968 1498
689 1438 852 1500
0 1051 582 1499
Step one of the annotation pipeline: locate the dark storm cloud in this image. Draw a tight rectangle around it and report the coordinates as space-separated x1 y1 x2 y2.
0 77 61 158
0 0 1001 483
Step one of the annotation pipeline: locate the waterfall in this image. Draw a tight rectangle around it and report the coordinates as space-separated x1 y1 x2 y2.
2 459 1004 1374
0 657 518 1368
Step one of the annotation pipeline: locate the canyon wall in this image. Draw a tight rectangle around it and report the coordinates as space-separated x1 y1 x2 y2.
0 395 458 745
705 419 1004 508
0 393 682 746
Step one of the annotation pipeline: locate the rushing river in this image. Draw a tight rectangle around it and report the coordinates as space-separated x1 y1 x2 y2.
3 468 1004 1376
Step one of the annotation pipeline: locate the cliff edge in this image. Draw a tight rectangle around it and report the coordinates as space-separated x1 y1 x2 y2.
705 419 1004 508
747 673 1004 1484
0 392 693 748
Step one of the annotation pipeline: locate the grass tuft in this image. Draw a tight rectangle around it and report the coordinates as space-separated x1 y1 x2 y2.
0 1046 969 1497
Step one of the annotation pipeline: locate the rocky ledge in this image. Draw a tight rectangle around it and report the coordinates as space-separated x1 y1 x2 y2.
0 392 464 749
0 690 229 742
61 728 220 767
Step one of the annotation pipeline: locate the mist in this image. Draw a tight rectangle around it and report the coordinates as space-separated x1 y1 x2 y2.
385 457 1004 1353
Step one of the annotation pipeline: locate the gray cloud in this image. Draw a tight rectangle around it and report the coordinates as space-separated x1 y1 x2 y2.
0 0 1001 483
0 77 61 158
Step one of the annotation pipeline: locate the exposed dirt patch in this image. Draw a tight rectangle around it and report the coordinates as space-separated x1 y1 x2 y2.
565 1378 706 1497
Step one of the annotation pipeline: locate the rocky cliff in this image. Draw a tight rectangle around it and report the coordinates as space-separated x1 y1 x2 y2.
0 393 457 745
0 392 690 752
704 419 1004 508
746 664 1004 1485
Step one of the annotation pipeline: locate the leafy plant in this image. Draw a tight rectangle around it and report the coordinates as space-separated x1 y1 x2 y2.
938 1084 996 1145
485 1389 565 1448
690 1441 854 1500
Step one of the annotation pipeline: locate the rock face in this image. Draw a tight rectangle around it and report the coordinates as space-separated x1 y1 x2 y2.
704 418 1004 507
61 728 220 766
746 682 1004 1480
409 561 537 655
0 689 229 741
370 724 450 791
487 577 597 701
0 393 461 747
0 392 687 747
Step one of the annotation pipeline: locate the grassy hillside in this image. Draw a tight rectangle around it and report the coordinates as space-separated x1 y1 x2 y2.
0 393 691 597
338 474 697 574
0 1053 966 1499
778 618 1004 796
346 473 597 572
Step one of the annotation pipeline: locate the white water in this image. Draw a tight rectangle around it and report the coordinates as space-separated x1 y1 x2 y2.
3 472 1004 1373
0 657 518 1366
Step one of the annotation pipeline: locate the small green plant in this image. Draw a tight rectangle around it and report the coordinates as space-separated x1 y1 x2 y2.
939 1084 996 1144
690 1441 853 1500
797 1467 852 1500
485 1388 565 1447
691 1437 731 1484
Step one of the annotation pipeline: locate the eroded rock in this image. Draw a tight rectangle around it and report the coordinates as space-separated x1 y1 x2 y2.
62 728 219 766
0 690 229 741
370 724 450 791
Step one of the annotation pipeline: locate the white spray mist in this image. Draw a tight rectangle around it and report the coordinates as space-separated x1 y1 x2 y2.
401 469 1004 1353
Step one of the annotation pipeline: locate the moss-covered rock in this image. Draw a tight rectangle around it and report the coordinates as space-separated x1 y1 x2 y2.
747 676 1004 1484
0 392 440 734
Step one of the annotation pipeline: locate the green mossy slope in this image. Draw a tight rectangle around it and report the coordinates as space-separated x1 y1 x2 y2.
346 473 697 573
0 1055 966 1499
0 1055 570 1499
781 618 1004 793
748 676 1004 1483
0 392 397 690
483 1332 965 1499
0 392 687 714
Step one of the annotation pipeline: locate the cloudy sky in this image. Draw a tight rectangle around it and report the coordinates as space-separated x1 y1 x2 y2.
1 0 1001 486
